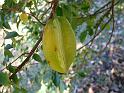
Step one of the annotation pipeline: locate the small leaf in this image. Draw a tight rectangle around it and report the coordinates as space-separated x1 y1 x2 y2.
12 74 19 85
5 44 13 50
20 13 28 23
52 72 60 87
7 64 17 73
3 21 11 29
87 27 94 36
4 49 13 58
70 18 84 30
79 31 87 43
78 71 87 77
13 87 27 93
62 4 71 18
56 6 63 16
87 17 94 27
5 31 19 39
105 24 110 30
0 72 10 86
26 1 33 7
32 53 42 63
81 0 90 12
59 80 66 93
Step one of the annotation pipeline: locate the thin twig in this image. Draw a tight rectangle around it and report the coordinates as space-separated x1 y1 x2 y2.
40 4 53 19
78 0 119 20
77 16 112 51
93 0 119 15
9 36 42 79
27 12 45 25
94 1 111 15
0 52 29 72
99 0 115 54
77 0 117 51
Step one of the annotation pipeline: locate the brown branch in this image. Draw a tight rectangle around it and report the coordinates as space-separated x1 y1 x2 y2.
0 52 29 72
49 0 59 19
9 0 59 80
76 0 120 51
3 4 51 25
79 0 119 20
27 12 45 25
9 36 42 79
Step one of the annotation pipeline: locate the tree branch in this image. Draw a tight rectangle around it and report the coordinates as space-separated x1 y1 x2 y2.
98 0 115 54
77 0 118 51
77 10 112 51
9 36 42 79
9 0 59 80
0 52 29 72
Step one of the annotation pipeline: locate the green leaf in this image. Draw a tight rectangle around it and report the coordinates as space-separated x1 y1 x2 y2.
78 71 87 77
26 1 33 7
79 31 87 43
7 64 17 73
59 80 66 93
3 21 11 29
13 87 27 93
4 0 16 7
5 44 13 50
70 3 79 16
12 75 19 85
0 12 11 29
56 6 63 16
87 27 94 36
70 18 84 30
20 88 27 93
0 72 10 86
81 0 90 12
52 72 60 87
62 4 71 18
87 16 95 27
32 53 42 63
5 31 19 39
4 49 13 58
105 24 111 30
32 0 38 11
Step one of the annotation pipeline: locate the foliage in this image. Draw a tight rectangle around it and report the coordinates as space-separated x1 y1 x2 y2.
0 0 124 93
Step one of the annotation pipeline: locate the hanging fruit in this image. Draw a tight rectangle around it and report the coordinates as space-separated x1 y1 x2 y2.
42 17 76 73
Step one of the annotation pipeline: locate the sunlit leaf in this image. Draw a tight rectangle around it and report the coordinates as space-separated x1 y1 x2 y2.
4 49 13 58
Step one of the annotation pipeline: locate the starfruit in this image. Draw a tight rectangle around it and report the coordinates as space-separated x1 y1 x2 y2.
42 17 76 73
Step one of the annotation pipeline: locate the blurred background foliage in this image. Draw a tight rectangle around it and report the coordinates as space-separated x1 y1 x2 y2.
0 0 124 93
